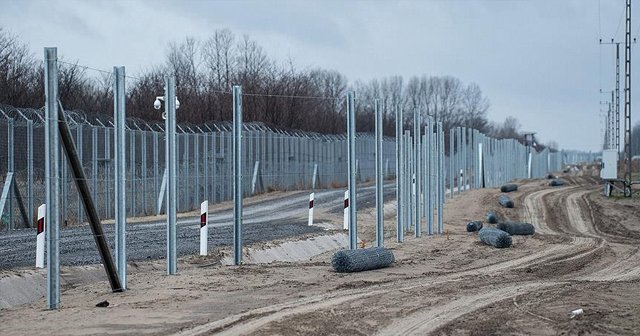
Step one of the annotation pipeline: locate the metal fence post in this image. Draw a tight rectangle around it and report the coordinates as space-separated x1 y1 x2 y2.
165 75 177 275
76 124 83 224
183 134 189 211
347 91 357 250
141 131 148 214
374 99 384 247
194 132 200 205
211 132 217 203
395 106 403 243
27 119 33 225
438 122 444 234
456 127 461 196
104 126 112 219
7 118 14 230
233 85 243 265
462 127 467 192
129 130 135 216
153 131 159 210
426 118 433 235
449 128 453 199
114 66 127 287
44 47 61 309
91 127 98 214
413 110 421 237
404 130 411 231
203 133 209 202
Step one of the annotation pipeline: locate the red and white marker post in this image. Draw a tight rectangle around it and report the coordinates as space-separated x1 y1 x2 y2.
308 193 314 226
35 204 46 268
343 190 349 230
200 200 208 256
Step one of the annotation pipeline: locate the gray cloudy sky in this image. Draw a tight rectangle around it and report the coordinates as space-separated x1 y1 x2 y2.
0 0 633 151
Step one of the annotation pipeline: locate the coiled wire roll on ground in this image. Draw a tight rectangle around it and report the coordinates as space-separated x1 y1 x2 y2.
500 184 518 192
331 247 395 273
486 211 499 224
466 221 483 232
499 195 514 208
478 228 512 248
496 222 535 235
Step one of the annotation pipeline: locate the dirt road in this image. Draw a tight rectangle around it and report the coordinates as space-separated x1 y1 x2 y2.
2 172 639 335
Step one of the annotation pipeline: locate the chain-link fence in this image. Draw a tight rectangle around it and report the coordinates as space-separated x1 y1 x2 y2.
0 103 596 230
0 105 398 228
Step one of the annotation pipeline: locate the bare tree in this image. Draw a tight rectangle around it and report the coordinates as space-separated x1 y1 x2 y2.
0 27 515 142
491 116 521 139
462 82 490 131
0 27 42 107
202 29 236 90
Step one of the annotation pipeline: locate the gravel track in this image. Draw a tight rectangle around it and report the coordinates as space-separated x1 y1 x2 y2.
0 183 395 269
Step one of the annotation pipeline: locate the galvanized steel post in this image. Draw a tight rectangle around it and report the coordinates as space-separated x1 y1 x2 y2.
233 85 243 264
114 66 127 287
44 47 60 309
91 128 97 207
165 75 177 275
427 118 433 235
449 128 453 198
7 118 14 229
374 100 384 247
404 130 411 231
413 110 421 237
347 92 357 249
422 127 429 235
438 122 444 233
395 106 404 242
462 127 467 192
27 119 33 225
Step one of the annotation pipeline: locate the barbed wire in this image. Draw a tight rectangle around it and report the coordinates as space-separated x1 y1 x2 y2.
0 104 401 144
56 60 347 101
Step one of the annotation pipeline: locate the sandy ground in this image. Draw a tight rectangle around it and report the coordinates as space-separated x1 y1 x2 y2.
2 168 640 335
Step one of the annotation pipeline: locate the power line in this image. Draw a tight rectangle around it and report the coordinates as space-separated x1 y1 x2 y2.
613 3 627 39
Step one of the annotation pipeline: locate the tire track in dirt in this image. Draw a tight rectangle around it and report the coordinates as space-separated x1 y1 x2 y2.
176 250 568 336
428 178 640 335
522 187 572 234
518 186 605 273
565 190 599 238
557 186 640 282
375 282 560 336
176 178 634 336
581 246 640 281
177 289 376 336
176 239 591 336
379 183 608 335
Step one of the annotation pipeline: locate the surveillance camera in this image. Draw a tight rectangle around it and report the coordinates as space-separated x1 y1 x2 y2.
162 111 167 120
175 98 180 110
154 99 161 110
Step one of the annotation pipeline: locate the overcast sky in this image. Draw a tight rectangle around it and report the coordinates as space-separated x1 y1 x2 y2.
0 0 634 151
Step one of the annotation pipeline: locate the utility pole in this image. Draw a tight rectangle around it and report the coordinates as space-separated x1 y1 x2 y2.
616 43 621 153
611 91 616 149
600 40 625 154
624 0 632 195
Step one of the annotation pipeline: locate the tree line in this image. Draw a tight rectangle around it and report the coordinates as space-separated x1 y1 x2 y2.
0 27 554 150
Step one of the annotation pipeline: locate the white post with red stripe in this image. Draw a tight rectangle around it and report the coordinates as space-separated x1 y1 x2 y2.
35 204 46 268
199 200 208 256
308 193 314 226
343 190 349 230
